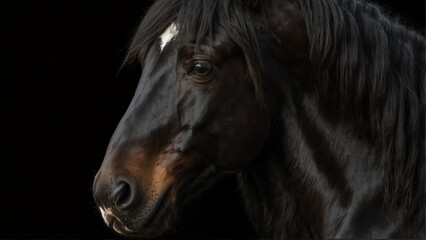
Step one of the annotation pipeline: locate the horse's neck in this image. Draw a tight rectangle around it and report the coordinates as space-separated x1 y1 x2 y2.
237 0 425 237
238 94 397 238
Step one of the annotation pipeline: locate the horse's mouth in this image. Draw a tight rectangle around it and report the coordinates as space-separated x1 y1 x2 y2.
110 217 137 236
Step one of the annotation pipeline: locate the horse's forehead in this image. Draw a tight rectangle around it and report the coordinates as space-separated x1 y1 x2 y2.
159 23 178 52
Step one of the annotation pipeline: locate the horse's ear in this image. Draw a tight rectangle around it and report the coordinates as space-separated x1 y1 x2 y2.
237 0 260 10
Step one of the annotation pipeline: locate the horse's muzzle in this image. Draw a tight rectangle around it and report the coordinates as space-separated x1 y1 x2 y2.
92 173 143 234
92 154 174 237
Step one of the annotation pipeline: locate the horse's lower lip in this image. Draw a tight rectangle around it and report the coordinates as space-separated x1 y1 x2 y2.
111 218 137 235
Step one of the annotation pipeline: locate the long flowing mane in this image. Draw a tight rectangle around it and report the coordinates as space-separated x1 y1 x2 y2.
297 0 425 225
123 0 425 234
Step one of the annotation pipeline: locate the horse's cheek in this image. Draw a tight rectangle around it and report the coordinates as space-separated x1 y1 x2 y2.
214 118 269 172
213 136 265 172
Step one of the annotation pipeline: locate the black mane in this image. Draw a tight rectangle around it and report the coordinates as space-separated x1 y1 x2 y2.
297 0 425 225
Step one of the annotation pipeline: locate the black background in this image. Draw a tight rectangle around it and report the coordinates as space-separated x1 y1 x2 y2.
1 1 424 239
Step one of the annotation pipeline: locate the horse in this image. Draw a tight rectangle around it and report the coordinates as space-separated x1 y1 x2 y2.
92 0 425 238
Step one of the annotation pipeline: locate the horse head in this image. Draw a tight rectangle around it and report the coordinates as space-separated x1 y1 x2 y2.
92 0 284 236
93 0 425 238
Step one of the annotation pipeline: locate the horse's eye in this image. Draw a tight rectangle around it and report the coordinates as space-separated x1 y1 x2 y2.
190 61 213 77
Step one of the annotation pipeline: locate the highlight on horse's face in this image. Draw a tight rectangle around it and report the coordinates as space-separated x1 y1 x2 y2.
92 21 269 237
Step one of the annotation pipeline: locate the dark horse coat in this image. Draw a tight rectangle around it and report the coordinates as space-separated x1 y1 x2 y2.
93 0 425 238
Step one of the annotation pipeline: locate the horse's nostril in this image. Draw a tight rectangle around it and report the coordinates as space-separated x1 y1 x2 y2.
112 182 130 205
112 177 138 210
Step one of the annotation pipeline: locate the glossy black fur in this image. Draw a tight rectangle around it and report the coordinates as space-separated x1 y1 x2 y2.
93 0 425 238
